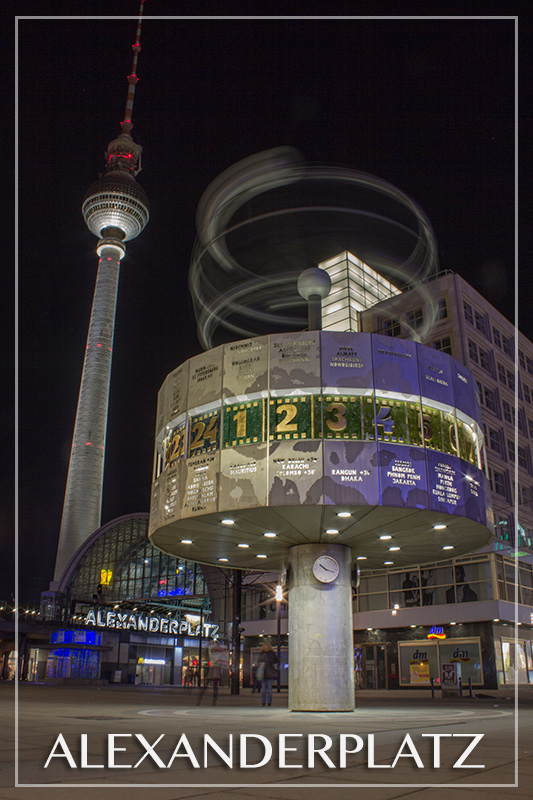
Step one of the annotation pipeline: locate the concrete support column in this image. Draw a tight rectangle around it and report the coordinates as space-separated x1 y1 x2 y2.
288 543 355 711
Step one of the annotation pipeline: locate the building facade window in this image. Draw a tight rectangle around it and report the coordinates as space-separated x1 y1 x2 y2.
463 301 474 325
528 419 533 439
433 336 452 355
469 340 479 363
474 310 486 335
502 401 514 424
493 327 502 349
489 428 501 453
494 471 506 497
479 347 491 373
437 298 448 319
519 350 526 369
524 385 531 405
507 369 515 392
508 439 515 462
407 308 423 329
502 335 513 358
383 318 401 337
484 387 497 413
518 447 528 470
527 356 533 376
498 364 507 385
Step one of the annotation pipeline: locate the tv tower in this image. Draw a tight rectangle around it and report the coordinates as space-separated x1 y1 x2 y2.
53 2 149 581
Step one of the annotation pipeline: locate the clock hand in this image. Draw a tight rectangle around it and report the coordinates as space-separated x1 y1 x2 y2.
320 563 334 572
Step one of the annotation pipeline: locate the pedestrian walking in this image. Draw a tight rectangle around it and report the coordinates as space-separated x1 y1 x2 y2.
196 639 228 706
256 640 278 707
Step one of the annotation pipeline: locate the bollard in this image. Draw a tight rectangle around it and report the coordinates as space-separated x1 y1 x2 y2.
431 676 435 699
458 676 463 698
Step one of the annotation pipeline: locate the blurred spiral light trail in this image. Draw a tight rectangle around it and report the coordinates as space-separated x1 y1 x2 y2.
189 147 440 350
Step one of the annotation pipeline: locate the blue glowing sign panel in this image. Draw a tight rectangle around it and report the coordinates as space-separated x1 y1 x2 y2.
417 344 454 406
372 335 420 395
378 443 429 510
451 357 482 424
323 441 380 506
321 332 374 390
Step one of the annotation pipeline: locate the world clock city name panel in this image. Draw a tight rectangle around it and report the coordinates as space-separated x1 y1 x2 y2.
150 331 488 528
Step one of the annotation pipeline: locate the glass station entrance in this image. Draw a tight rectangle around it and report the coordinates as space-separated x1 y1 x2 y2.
355 643 387 689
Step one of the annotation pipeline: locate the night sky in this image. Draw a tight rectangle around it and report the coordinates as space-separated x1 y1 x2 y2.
13 7 519 604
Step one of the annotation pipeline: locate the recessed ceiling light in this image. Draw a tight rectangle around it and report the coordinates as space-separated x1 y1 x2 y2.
337 511 351 518
410 625 416 628
356 556 367 560
389 546 400 551
325 528 339 535
256 554 267 559
367 628 373 631
493 618 500 622
433 524 447 530
380 534 392 540
218 558 229 562
450 622 456 625
442 545 454 550
264 532 276 538
237 543 249 548
221 518 235 525
384 561 394 565
181 539 192 544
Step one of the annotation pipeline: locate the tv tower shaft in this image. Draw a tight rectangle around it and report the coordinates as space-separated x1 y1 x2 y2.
53 1 149 582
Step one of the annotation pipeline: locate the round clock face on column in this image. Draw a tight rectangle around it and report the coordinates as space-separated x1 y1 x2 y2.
312 555 340 583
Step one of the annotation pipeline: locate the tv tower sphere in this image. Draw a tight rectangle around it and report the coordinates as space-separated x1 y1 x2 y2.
82 171 149 242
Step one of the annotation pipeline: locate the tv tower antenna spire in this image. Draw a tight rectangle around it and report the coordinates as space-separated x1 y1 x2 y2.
53 2 150 582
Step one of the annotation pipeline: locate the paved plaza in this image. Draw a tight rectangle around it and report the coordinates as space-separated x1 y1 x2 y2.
1 682 532 799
